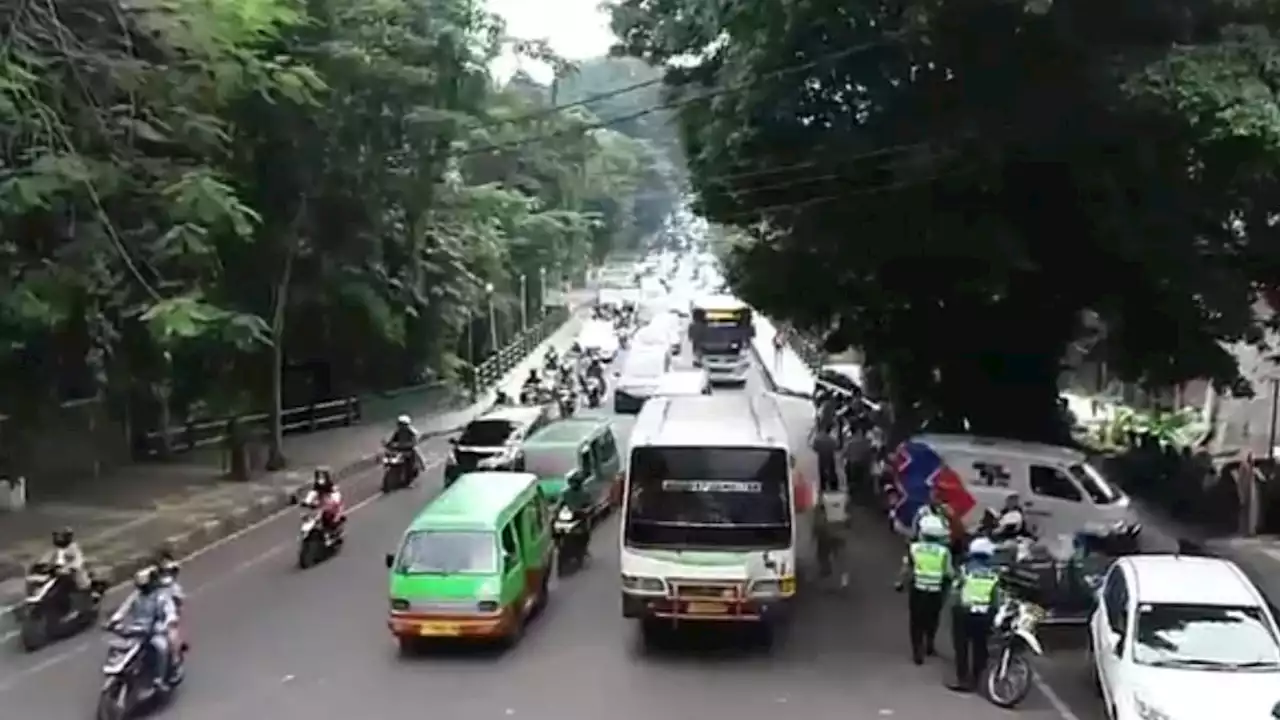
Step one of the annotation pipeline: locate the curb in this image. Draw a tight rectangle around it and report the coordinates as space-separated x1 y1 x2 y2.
0 314 588 631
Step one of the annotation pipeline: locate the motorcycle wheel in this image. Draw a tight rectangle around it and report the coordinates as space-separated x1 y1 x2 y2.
381 469 396 493
96 677 130 720
298 535 323 569
19 611 47 652
984 647 1033 708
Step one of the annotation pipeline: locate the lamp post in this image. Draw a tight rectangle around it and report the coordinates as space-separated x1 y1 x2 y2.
485 282 498 355
519 273 528 332
538 266 546 317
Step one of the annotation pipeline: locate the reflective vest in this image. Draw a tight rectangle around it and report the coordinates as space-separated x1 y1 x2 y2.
960 569 998 612
909 542 949 591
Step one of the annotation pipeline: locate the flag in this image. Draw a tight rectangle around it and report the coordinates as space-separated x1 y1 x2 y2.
890 441 977 528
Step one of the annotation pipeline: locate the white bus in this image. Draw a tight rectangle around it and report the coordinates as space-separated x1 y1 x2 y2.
620 394 802 644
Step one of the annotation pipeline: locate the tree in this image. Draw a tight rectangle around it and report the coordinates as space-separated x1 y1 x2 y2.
0 0 657 477
610 0 1280 441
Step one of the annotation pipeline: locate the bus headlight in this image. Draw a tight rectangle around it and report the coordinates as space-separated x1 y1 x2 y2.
749 577 796 597
621 575 666 594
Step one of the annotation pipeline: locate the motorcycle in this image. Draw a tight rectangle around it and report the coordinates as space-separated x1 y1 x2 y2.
557 386 577 418
584 375 604 408
381 449 416 493
553 506 588 576
519 383 540 405
96 625 183 720
295 506 343 569
983 597 1044 708
19 555 107 651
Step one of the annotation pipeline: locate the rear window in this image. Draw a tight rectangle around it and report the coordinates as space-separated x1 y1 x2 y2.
458 419 515 447
395 531 496 574
523 448 579 478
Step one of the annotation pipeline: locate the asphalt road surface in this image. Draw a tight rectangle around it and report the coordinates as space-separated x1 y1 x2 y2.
0 344 1108 720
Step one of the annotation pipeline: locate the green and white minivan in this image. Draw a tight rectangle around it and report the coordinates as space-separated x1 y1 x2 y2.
519 417 623 513
385 471 553 650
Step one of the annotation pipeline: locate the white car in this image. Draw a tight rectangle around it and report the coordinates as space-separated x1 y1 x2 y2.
613 348 670 413
576 320 620 361
1089 554 1280 720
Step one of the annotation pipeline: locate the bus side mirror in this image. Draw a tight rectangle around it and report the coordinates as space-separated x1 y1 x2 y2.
384 553 394 568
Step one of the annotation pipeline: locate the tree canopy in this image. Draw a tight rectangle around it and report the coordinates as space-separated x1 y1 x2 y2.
0 0 677 468
610 0 1280 441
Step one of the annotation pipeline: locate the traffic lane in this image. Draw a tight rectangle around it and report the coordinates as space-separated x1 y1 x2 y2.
0 432 456 679
0 396 647 716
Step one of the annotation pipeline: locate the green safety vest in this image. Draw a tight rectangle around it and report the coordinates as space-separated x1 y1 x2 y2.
960 570 998 612
910 542 949 591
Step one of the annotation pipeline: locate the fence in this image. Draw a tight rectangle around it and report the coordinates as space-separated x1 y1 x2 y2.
135 305 571 459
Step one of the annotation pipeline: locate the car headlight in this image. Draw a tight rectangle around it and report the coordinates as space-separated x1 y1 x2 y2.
1134 696 1171 720
749 577 796 597
621 575 666 594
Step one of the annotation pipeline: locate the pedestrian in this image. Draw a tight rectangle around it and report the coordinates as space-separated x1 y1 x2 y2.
813 426 841 492
772 326 786 373
948 537 1000 692
896 514 951 664
813 500 848 587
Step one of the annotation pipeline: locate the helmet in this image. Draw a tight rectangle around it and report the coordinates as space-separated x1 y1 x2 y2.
968 537 995 560
917 515 947 540
996 509 1024 529
133 568 157 592
154 548 179 577
313 468 334 493
527 369 539 380
396 414 411 426
52 527 73 548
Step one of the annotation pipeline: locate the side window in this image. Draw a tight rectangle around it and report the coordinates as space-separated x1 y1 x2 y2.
518 503 542 548
579 447 594 476
1030 465 1083 501
1103 569 1128 635
500 523 519 568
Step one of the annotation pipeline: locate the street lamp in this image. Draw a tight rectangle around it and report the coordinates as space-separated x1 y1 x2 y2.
519 273 528 332
484 282 498 354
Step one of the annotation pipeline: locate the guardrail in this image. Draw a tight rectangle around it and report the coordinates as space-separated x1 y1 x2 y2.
136 305 572 459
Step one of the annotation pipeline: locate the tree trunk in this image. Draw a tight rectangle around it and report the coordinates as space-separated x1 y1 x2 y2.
265 242 297 471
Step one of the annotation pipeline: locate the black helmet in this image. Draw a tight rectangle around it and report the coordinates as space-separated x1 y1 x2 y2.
133 567 158 592
313 467 334 493
52 527 73 548
154 548 179 577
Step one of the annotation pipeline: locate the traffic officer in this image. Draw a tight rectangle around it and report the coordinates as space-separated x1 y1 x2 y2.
895 514 951 664
948 537 1000 692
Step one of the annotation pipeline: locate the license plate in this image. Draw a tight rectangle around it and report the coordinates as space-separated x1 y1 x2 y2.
685 602 727 614
419 622 460 636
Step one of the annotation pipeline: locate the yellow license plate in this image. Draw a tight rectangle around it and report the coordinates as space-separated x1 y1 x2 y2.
419 622 460 636
686 602 727 614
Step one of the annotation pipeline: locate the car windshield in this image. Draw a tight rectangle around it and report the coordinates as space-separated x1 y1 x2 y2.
522 448 579 478
457 420 515 447
1068 462 1120 503
395 531 497 575
1133 603 1280 670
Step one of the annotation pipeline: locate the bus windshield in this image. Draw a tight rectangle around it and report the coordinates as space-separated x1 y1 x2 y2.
624 446 791 550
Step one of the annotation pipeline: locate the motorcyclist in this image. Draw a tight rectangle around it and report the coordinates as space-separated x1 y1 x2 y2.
384 415 423 474
109 568 178 691
993 493 1028 540
42 527 93 595
581 356 606 395
559 472 592 558
152 549 187 657
543 347 559 371
302 467 346 536
494 390 513 406
522 369 543 401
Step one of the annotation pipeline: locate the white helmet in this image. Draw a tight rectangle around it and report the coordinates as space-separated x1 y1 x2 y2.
968 537 995 559
396 414 412 426
918 514 947 540
997 509 1025 529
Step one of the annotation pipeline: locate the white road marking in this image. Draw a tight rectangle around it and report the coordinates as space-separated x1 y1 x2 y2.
1032 666 1083 720
0 457 446 691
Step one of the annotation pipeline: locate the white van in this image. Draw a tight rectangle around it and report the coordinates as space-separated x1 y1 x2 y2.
904 434 1134 540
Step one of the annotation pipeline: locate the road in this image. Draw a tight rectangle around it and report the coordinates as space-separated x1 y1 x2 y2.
0 345 1109 720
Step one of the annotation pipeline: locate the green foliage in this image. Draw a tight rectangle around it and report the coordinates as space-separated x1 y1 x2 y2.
610 0 1280 441
0 0 670 458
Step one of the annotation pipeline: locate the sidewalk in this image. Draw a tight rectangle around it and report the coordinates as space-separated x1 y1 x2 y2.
0 311 586 623
750 313 816 398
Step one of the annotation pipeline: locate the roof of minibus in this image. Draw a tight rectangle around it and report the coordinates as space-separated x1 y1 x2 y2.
407 472 538 532
691 294 748 311
628 395 789 450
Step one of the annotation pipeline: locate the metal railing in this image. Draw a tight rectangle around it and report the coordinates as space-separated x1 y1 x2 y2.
136 305 572 458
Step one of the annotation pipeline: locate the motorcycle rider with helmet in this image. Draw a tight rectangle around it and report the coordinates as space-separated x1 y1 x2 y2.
41 526 93 595
522 369 544 403
559 472 592 559
992 493 1028 540
152 549 188 660
109 568 179 691
302 467 346 536
384 415 422 476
